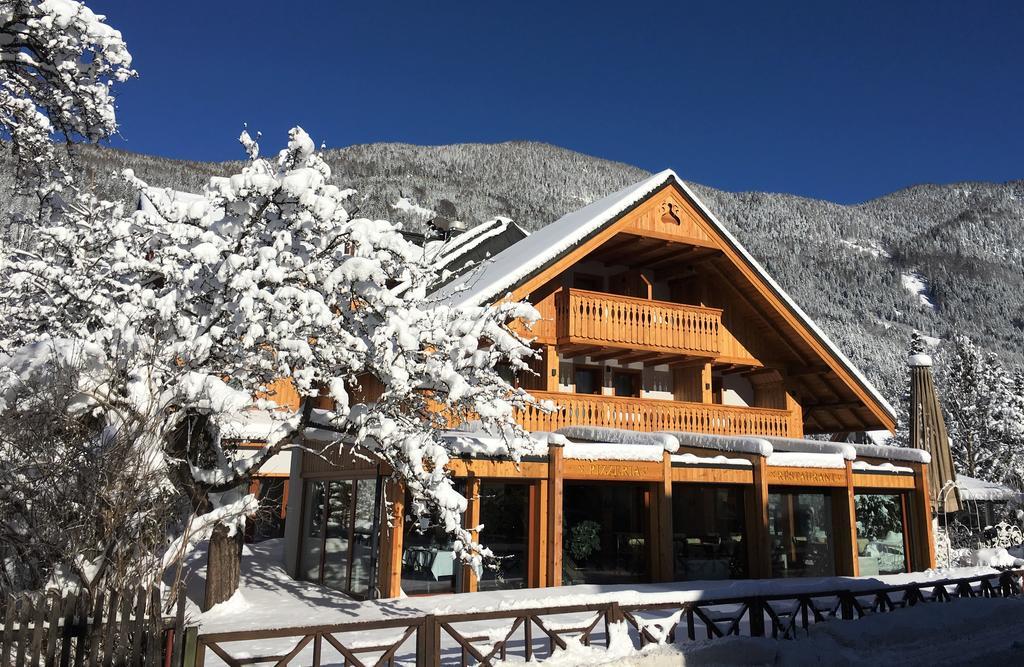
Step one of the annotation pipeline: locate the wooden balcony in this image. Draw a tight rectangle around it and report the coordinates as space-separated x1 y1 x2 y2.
516 289 721 360
518 391 797 438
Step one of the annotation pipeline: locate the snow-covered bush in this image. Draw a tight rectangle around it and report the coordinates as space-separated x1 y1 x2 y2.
0 340 179 593
0 127 538 601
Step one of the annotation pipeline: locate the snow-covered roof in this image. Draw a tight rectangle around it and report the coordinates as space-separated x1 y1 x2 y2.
765 436 857 461
555 425 679 452
435 170 895 426
767 452 846 469
956 475 1022 502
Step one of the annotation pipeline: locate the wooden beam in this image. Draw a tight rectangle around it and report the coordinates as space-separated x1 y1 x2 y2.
546 443 564 586
588 236 655 262
544 345 559 392
559 345 603 359
659 451 674 582
380 481 404 598
627 244 679 270
911 463 936 570
831 461 859 577
707 262 810 365
462 475 481 593
805 401 865 412
642 354 681 367
586 349 622 362
745 456 771 578
786 365 831 379
536 480 548 587
588 235 634 256
652 248 722 279
668 357 707 369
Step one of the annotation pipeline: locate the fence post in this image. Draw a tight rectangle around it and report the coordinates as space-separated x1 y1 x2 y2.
183 627 199 667
839 592 854 620
416 615 439 667
748 598 765 637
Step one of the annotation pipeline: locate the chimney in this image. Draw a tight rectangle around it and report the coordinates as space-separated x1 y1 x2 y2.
909 353 960 513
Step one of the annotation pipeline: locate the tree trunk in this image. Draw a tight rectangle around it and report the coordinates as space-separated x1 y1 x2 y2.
204 521 243 610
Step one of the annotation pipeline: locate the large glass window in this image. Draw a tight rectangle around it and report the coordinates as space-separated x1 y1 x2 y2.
321 480 352 590
298 477 381 598
479 482 530 591
299 480 327 582
350 478 378 597
401 515 458 595
672 484 747 580
855 493 908 575
768 491 835 578
563 483 648 585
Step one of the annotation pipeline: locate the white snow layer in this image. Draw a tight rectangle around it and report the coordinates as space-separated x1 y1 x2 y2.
766 436 857 460
851 461 914 474
767 452 847 469
956 474 1022 502
908 353 933 367
556 425 679 451
663 431 773 457
901 272 938 311
671 453 752 467
391 197 435 219
563 443 664 462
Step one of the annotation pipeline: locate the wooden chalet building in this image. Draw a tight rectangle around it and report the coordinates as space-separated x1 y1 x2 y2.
280 170 936 599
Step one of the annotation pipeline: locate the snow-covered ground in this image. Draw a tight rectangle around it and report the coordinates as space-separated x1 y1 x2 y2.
179 540 1024 665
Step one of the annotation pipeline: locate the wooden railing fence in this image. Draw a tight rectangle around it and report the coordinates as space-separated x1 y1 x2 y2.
517 390 795 437
0 585 185 666
191 569 1023 667
555 288 722 355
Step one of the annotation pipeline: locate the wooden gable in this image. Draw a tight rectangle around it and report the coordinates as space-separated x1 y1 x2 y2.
507 180 895 434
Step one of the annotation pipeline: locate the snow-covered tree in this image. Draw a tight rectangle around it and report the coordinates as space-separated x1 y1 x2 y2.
0 127 539 603
0 0 134 194
939 336 1024 489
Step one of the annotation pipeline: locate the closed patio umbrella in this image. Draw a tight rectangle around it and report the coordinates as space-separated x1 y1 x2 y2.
909 353 960 513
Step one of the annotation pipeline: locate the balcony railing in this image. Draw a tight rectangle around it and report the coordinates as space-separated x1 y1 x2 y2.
558 289 722 355
518 391 797 438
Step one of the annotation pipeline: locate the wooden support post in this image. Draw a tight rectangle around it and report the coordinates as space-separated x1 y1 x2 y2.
537 479 549 586
546 442 564 587
832 460 859 577
911 462 937 570
463 475 481 593
785 389 804 439
700 363 713 404
659 450 674 581
544 345 559 392
377 480 405 598
745 455 771 578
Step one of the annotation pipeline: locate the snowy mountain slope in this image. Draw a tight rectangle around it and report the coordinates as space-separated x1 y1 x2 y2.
1 141 1021 407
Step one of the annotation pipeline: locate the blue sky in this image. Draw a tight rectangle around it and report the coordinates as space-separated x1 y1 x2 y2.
93 0 1022 203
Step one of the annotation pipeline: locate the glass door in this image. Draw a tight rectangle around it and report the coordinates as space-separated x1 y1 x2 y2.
767 490 835 578
299 476 382 598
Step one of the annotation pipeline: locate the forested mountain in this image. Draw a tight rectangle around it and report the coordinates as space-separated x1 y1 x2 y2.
2 141 1021 404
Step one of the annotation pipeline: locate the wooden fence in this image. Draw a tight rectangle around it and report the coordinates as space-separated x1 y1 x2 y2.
192 569 1024 666
0 586 184 666
517 390 795 437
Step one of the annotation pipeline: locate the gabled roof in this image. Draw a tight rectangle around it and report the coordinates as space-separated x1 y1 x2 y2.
435 170 672 306
437 170 896 427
